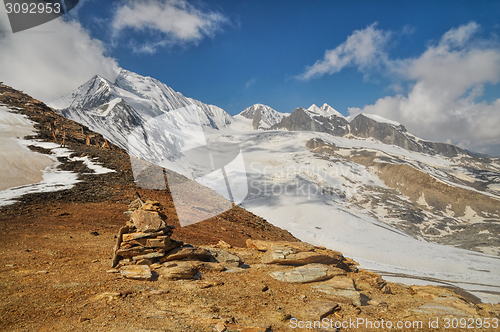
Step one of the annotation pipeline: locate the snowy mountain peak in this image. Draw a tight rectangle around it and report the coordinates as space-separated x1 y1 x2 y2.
49 74 115 110
51 68 232 151
238 103 287 129
306 103 345 119
321 103 345 118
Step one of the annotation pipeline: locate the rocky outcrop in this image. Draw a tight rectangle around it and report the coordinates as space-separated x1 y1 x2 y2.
256 241 356 271
261 245 345 266
271 107 349 136
349 113 468 157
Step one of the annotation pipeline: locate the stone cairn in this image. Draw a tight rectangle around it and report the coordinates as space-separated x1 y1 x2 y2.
111 195 240 281
112 196 182 269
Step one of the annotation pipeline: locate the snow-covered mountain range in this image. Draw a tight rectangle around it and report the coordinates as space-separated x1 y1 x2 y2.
50 69 500 302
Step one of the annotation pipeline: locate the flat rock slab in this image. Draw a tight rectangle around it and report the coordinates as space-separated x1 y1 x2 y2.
159 263 199 280
130 210 166 233
116 246 156 258
317 276 355 290
120 265 153 280
225 267 249 273
412 303 469 317
246 239 314 252
262 246 342 266
269 264 334 283
112 225 129 268
192 262 226 272
312 286 362 307
160 247 213 262
412 296 477 316
131 251 165 262
300 301 339 320
122 229 166 242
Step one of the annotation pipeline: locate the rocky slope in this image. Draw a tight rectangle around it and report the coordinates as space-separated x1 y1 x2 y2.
1 206 499 331
305 137 500 254
349 113 468 157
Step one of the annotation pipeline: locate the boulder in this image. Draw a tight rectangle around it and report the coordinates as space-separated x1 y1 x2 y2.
312 285 361 307
130 210 166 233
269 264 335 283
135 259 153 265
204 247 242 267
214 321 226 332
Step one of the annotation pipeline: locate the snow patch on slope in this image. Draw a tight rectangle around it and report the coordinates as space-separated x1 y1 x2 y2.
306 103 345 119
0 106 53 191
0 110 114 206
360 113 401 126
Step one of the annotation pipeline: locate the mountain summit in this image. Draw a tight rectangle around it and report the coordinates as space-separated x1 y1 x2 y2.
236 104 286 129
270 103 350 136
50 69 232 151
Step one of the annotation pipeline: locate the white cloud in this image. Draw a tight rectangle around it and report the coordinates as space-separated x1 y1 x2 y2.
111 0 227 52
0 10 119 103
297 23 391 80
440 21 479 47
347 22 500 155
245 78 257 89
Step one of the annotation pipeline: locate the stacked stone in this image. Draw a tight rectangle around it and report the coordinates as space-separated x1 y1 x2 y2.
111 198 182 268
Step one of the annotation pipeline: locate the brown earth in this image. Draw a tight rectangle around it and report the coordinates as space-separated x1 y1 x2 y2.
1 84 499 331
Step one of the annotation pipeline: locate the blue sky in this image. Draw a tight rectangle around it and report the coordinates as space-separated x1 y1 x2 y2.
71 0 500 115
1 0 500 154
